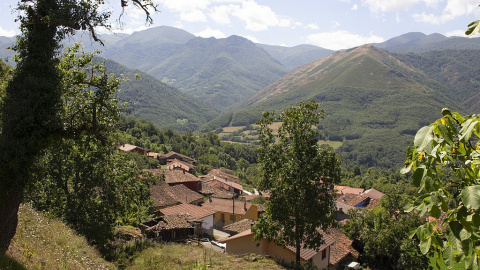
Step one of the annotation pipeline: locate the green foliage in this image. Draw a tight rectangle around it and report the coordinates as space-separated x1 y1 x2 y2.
252 100 341 265
343 204 429 269
402 110 480 269
24 46 154 247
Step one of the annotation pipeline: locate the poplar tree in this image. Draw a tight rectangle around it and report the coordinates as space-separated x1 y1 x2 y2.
252 100 341 266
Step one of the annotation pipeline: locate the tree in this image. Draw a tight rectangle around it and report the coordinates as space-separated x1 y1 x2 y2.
402 109 480 269
0 0 156 253
23 45 153 247
252 100 341 266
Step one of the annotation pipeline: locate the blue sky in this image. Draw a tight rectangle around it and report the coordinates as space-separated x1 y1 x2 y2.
0 0 479 50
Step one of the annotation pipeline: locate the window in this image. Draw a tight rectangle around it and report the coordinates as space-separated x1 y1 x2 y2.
322 249 327 260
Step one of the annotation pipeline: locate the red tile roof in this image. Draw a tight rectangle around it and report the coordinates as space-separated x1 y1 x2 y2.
285 232 335 261
325 228 359 265
201 184 234 199
208 169 240 184
159 151 195 164
150 180 180 208
335 186 364 195
167 159 195 171
201 198 252 214
164 170 201 184
364 188 385 200
145 213 201 230
169 184 204 204
160 203 215 219
222 219 254 234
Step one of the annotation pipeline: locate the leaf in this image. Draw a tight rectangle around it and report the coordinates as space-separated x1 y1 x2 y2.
412 165 426 189
460 120 479 143
461 185 480 210
414 126 435 152
420 237 432 254
435 120 453 145
466 20 480 36
430 204 441 219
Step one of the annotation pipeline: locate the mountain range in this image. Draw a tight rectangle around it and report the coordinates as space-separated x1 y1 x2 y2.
1 27 480 168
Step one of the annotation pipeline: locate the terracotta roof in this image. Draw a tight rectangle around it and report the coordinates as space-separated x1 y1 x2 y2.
223 219 254 234
208 177 243 191
143 168 166 175
159 151 195 163
169 184 203 204
325 228 359 265
200 184 234 199
150 179 203 208
285 232 335 261
167 159 195 171
161 203 215 219
208 169 240 184
164 170 201 184
335 186 364 195
364 188 385 200
118 144 147 152
220 228 254 242
201 198 253 214
145 214 201 231
150 180 180 208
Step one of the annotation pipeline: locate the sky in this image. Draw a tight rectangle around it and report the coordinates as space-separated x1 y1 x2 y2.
0 0 479 50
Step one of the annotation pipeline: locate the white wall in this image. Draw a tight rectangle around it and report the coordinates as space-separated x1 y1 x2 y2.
202 214 214 236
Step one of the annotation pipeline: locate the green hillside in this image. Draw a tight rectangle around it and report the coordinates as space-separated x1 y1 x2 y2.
393 49 480 110
144 35 287 110
104 59 217 131
201 45 463 168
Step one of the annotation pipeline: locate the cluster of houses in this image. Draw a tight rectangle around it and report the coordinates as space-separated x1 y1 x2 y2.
118 143 385 269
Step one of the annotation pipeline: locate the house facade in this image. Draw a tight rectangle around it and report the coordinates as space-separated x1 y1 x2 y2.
201 198 258 228
221 229 333 269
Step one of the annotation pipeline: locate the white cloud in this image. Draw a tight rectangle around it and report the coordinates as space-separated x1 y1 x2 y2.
0 26 17 37
332 21 340 29
307 30 384 50
240 34 260 43
362 0 443 13
158 0 210 12
413 0 480 24
180 10 207 22
195 27 227 38
209 5 234 25
231 0 292 31
352 4 358 10
306 23 319 30
444 29 467 36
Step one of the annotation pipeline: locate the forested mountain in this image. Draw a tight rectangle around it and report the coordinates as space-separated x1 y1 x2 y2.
394 49 480 111
103 58 217 131
203 45 464 168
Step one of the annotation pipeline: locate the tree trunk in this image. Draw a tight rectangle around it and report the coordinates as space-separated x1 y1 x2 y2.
295 239 301 268
0 187 23 254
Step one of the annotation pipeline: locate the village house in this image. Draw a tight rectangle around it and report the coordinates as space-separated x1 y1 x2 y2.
163 169 202 192
167 158 196 174
207 168 241 184
201 198 258 228
158 151 197 166
220 224 359 269
200 183 235 199
140 214 203 242
150 179 204 212
117 143 149 155
335 188 384 222
201 175 244 196
160 203 216 236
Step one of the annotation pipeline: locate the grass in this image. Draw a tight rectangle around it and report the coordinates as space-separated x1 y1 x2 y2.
222 126 245 133
126 243 284 270
5 204 115 270
318 140 343 149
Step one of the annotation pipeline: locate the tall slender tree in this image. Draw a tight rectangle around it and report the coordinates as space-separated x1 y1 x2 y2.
252 100 341 266
0 0 157 253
